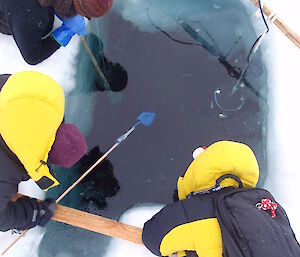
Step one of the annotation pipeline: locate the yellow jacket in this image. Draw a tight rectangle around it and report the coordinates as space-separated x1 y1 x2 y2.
0 71 65 190
143 141 259 257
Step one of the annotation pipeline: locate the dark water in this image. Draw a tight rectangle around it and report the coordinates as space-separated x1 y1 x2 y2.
40 1 268 256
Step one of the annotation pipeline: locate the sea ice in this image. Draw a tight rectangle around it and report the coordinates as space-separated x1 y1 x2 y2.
0 0 299 256
251 0 300 238
104 204 164 257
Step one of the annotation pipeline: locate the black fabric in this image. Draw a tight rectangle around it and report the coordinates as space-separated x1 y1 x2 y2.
0 134 23 168
36 176 55 190
38 198 56 227
0 0 60 65
0 197 39 231
39 0 76 18
0 74 10 90
0 132 43 232
215 188 300 257
0 10 11 34
142 188 232 256
186 251 198 257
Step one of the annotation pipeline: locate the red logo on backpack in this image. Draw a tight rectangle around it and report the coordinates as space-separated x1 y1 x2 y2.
258 198 278 218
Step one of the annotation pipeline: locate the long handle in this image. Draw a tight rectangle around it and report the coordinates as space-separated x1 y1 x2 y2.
1 143 119 256
80 36 111 88
251 0 300 49
56 143 119 203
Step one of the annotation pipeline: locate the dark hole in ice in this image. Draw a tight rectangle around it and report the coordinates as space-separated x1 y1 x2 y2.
72 34 128 94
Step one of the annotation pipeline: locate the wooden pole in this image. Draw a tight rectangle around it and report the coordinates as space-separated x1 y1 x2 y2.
1 203 143 256
251 0 300 49
53 204 143 245
80 36 111 89
56 143 119 203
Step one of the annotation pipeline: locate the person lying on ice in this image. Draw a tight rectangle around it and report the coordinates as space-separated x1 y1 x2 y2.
0 71 87 232
142 141 300 257
0 0 113 65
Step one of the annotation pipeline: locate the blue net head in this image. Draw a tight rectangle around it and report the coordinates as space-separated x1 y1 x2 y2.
137 112 156 126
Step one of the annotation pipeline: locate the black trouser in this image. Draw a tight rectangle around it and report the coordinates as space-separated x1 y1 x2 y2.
0 13 12 35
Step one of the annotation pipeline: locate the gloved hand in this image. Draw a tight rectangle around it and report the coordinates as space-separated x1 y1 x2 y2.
16 197 40 231
52 14 86 47
14 197 56 232
38 198 56 227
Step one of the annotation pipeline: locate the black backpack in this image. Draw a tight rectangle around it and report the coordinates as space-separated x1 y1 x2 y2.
214 175 300 257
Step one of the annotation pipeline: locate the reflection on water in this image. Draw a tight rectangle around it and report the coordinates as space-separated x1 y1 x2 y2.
40 1 268 256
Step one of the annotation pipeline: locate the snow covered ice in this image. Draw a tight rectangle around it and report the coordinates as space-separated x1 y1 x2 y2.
260 0 300 238
0 0 299 256
105 204 164 257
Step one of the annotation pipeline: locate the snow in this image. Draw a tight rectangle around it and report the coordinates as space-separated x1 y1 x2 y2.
259 0 300 238
0 0 299 256
105 204 164 257
0 227 45 257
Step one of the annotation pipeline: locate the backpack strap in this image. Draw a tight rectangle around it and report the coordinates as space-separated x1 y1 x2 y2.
215 174 243 188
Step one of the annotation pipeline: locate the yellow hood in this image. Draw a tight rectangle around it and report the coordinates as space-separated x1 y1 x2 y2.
177 141 259 200
0 71 65 189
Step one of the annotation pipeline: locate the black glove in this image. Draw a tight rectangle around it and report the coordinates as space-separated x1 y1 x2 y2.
16 197 40 231
14 197 56 231
38 198 56 227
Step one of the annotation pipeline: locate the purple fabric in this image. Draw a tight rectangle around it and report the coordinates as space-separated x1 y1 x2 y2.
48 123 88 168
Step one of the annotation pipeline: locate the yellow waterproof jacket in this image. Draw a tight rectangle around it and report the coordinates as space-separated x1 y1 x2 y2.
0 71 65 190
143 141 259 257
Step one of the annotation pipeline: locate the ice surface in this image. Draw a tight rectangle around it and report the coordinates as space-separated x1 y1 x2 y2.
0 227 45 257
258 0 300 238
0 0 299 256
105 204 164 257
113 0 177 33
113 0 258 55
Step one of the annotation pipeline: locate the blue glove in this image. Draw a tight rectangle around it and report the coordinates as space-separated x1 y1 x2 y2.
52 15 86 47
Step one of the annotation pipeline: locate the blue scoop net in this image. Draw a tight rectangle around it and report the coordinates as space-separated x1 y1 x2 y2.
137 112 156 127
